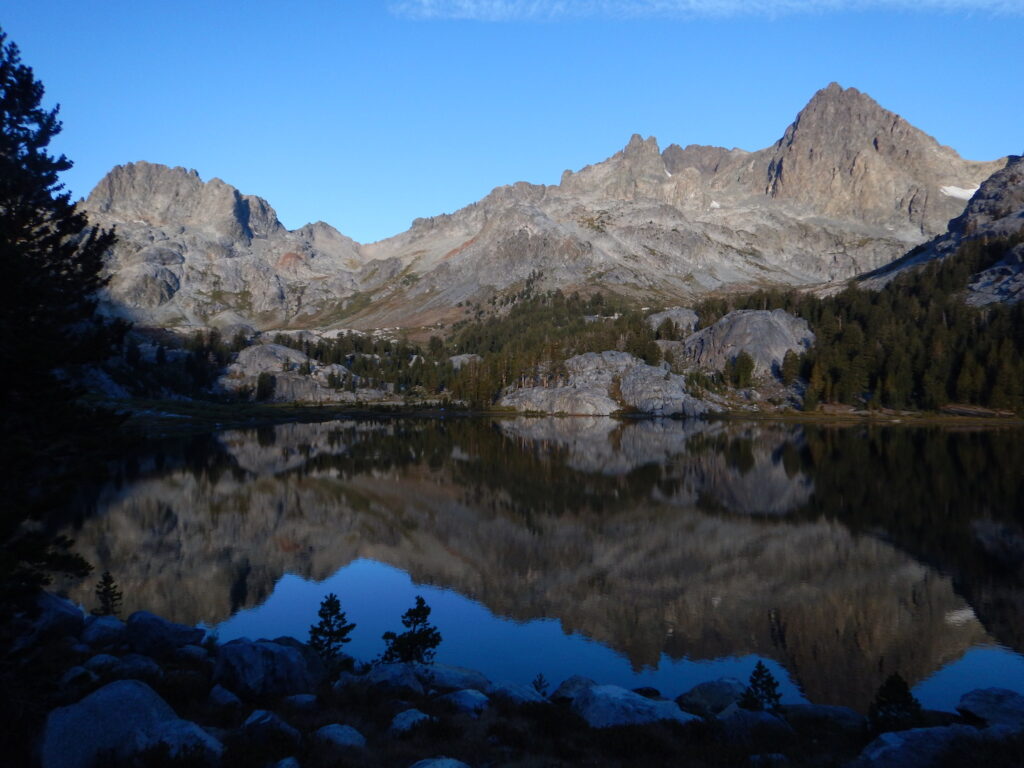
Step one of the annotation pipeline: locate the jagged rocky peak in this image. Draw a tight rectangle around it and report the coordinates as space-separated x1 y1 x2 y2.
763 82 1005 234
85 161 284 243
559 133 669 199
662 144 741 177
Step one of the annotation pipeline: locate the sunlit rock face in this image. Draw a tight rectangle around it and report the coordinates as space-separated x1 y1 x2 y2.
59 419 997 710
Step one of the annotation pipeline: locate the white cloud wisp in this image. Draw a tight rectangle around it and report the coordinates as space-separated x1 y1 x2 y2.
390 0 1024 21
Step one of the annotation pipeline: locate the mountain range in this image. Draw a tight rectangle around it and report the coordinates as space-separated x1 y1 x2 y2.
82 83 1010 332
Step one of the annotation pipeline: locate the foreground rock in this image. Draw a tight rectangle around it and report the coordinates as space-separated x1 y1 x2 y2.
214 637 325 698
957 688 1024 731
126 610 205 657
676 677 746 717
572 684 700 728
499 351 716 416
848 724 982 768
41 680 183 768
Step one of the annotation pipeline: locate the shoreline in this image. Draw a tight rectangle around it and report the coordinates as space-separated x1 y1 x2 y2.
109 396 1024 438
17 594 1024 768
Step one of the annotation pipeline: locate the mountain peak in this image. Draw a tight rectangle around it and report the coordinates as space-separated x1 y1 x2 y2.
85 161 283 242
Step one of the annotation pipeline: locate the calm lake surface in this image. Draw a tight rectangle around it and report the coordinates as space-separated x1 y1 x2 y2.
60 416 1024 712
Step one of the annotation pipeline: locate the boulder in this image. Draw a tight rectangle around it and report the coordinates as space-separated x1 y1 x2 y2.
313 723 367 751
390 708 433 734
409 759 471 768
572 684 700 728
15 592 85 651
129 719 223 764
365 662 424 696
551 674 596 703
40 680 179 768
957 688 1024 731
57 666 99 698
499 351 715 417
272 759 300 768
680 309 814 376
782 702 866 734
175 644 209 665
848 725 983 768
214 638 324 698
83 653 120 674
717 704 796 745
208 684 242 715
647 307 699 335
282 693 319 712
81 615 126 647
241 709 302 752
126 611 204 657
415 663 490 693
675 678 746 718
438 689 489 716
109 653 164 684
488 680 546 704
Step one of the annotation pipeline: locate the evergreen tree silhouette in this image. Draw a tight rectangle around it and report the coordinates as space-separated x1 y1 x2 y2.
739 660 782 712
308 593 356 663
92 571 123 617
380 595 442 664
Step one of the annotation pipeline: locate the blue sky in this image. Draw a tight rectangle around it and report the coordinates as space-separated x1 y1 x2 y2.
5 1 1023 243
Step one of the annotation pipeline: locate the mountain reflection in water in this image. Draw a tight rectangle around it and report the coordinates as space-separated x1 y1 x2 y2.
59 417 1024 711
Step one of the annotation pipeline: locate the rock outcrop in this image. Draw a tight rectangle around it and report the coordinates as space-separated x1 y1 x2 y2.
499 350 717 416
860 155 1024 304
680 309 814 375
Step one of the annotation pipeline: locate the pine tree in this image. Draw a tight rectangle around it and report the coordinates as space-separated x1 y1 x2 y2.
380 595 442 665
1 26 120 612
739 660 782 712
92 571 123 617
868 673 922 733
308 593 356 664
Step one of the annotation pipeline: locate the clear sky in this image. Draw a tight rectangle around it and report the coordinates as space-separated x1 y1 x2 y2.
4 1 1023 243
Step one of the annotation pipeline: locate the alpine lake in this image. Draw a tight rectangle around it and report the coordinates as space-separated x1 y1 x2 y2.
57 415 1024 714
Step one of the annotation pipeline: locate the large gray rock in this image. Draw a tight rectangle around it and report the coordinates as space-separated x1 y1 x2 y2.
390 708 433 734
957 688 1024 731
126 610 204 657
109 653 165 684
848 725 983 768
551 675 596 703
782 702 866 734
648 307 699 335
681 309 814 376
675 677 746 718
313 723 367 751
364 662 425 696
15 592 85 651
438 689 489 716
129 719 224 764
40 680 179 768
214 638 324 698
81 615 126 647
488 680 546 704
717 704 796 745
415 663 490 693
241 709 302 751
572 684 700 728
500 351 716 417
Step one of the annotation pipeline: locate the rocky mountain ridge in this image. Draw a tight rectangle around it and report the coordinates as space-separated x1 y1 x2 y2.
84 84 1006 331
